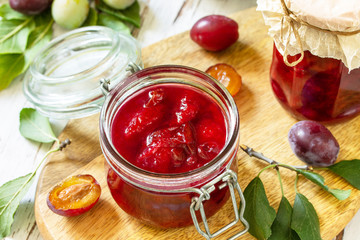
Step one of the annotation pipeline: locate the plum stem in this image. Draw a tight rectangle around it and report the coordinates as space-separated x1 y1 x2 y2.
240 144 309 171
34 139 71 173
276 168 285 196
59 139 71 151
258 164 277 177
294 173 300 193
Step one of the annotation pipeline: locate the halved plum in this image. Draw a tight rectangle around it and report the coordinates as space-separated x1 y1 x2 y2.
206 63 242 96
47 174 101 217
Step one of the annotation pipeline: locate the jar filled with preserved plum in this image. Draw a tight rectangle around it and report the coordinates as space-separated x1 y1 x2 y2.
24 27 248 239
99 65 248 238
258 0 360 123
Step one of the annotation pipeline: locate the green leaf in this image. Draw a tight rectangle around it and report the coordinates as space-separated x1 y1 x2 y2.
96 0 141 27
0 4 28 20
291 193 322 240
0 11 53 90
328 189 352 200
328 160 360 190
32 9 52 28
0 54 25 89
0 18 35 54
269 197 300 240
23 13 53 69
0 135 61 238
82 7 98 27
243 177 276 240
0 173 35 238
19 108 57 143
97 13 131 34
296 169 351 200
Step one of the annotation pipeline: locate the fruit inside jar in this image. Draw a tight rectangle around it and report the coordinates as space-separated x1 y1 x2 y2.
270 44 360 123
105 82 238 228
111 84 227 174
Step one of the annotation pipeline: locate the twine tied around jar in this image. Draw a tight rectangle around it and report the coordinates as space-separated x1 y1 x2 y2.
279 0 360 67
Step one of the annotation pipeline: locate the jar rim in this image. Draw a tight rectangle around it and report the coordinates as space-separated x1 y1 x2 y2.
23 26 142 119
30 26 123 84
100 65 240 189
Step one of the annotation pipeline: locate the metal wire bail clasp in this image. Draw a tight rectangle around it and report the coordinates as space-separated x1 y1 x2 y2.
126 61 143 74
100 78 111 95
190 169 249 240
100 62 143 96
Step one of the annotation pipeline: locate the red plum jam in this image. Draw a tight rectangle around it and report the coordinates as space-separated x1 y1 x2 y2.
111 84 226 174
270 45 360 123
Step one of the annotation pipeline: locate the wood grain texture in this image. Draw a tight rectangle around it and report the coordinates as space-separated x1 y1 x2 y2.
0 0 255 239
34 8 360 240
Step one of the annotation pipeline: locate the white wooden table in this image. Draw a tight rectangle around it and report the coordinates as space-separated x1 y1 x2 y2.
1 0 359 239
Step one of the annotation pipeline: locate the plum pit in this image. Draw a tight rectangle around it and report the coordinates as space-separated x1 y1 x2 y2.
47 174 101 217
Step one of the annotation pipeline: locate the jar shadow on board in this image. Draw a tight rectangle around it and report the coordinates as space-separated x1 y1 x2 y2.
23 26 249 239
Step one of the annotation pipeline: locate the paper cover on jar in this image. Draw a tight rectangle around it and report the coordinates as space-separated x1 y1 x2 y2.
257 0 360 70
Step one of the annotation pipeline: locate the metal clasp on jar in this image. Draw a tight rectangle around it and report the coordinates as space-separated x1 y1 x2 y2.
100 62 143 95
190 169 249 240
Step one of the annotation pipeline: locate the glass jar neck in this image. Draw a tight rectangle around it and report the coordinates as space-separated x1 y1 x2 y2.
30 27 123 84
23 26 142 119
99 65 240 192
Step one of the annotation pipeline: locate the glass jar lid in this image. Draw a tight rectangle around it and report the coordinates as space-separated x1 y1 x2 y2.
23 26 142 119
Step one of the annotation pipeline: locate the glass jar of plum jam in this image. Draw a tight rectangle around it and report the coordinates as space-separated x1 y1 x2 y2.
258 0 360 123
270 45 360 123
99 66 248 238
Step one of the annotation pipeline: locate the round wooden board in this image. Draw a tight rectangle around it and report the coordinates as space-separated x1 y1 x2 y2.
35 8 360 240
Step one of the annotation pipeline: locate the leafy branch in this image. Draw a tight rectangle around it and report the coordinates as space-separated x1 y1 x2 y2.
0 108 70 238
241 145 352 200
241 145 309 171
240 144 359 240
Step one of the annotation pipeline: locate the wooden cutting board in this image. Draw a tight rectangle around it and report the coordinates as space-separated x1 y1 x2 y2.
34 7 360 240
